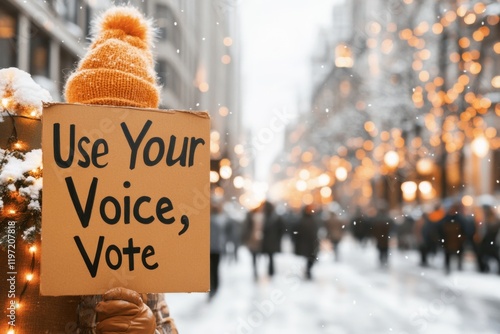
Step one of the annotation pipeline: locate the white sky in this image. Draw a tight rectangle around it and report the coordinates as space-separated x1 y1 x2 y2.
240 0 340 181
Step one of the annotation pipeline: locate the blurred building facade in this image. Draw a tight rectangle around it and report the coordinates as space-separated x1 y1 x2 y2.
273 0 500 212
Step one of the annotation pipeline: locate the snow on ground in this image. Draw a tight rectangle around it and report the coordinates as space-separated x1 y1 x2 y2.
166 236 500 334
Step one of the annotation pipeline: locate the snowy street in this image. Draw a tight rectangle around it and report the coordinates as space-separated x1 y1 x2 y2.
166 236 500 334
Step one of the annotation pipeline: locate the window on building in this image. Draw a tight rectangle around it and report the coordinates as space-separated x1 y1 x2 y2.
60 47 78 94
155 4 181 49
155 60 183 99
0 8 17 68
155 4 172 41
30 27 50 78
156 60 168 87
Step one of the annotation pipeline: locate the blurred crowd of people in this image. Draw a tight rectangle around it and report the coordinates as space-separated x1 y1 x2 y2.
209 195 500 298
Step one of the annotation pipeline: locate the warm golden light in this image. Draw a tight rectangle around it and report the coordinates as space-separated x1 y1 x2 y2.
234 144 244 155
471 136 489 158
221 55 231 64
416 158 434 175
400 28 412 40
320 186 332 198
364 121 376 132
210 143 220 155
444 10 457 23
301 151 313 163
29 245 37 253
318 173 331 187
210 171 220 183
464 13 476 25
384 150 399 169
219 165 232 179
335 167 348 181
199 82 209 92
2 97 11 109
295 180 307 192
401 181 417 201
473 2 486 14
492 76 500 89
210 130 220 141
457 5 467 17
494 42 500 54
219 106 229 116
432 23 443 34
26 273 34 281
223 37 233 46
335 43 353 68
462 195 474 207
233 176 244 189
418 181 432 195
299 169 310 180
239 157 249 167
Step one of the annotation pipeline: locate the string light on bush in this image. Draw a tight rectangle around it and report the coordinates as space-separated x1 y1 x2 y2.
0 68 51 334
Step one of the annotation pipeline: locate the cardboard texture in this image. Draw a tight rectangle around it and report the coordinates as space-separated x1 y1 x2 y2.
40 103 210 296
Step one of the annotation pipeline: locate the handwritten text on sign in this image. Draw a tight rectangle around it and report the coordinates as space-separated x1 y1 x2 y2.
41 104 210 295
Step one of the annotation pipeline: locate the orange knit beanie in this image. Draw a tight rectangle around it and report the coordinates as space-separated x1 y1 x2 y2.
64 6 160 109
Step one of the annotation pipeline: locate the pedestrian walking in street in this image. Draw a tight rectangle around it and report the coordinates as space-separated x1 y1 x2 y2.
242 202 264 279
350 206 371 247
476 204 500 274
438 201 467 274
242 200 284 280
324 207 345 261
224 201 245 263
416 203 445 267
293 204 320 279
260 201 285 276
370 207 393 267
210 200 228 299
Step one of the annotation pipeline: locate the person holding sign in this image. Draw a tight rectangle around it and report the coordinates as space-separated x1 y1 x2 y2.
62 6 180 333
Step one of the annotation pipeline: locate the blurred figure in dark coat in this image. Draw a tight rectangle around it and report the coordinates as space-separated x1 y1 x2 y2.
476 205 500 274
242 200 284 279
325 208 345 261
224 201 245 263
293 204 320 279
210 201 227 299
415 204 445 267
371 208 393 267
350 206 371 246
260 201 285 277
438 202 467 274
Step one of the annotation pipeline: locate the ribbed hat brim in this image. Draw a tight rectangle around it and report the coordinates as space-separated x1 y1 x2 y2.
65 68 159 109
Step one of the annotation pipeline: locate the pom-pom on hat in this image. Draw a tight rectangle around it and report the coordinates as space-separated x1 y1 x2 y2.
64 6 160 109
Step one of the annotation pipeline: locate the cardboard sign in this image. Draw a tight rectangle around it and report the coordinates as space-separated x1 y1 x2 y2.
40 103 210 296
